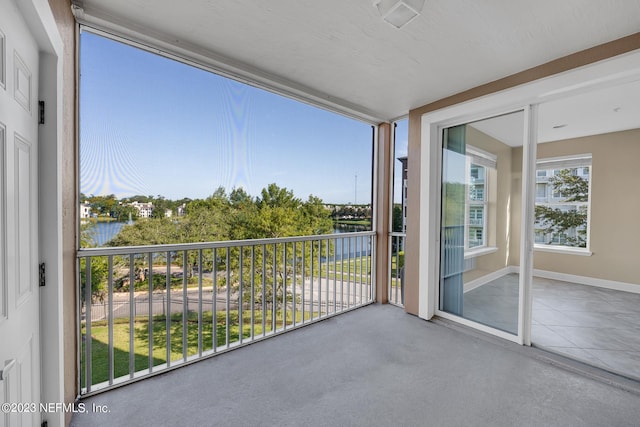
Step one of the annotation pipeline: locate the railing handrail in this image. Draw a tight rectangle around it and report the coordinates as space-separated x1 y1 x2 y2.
77 230 376 257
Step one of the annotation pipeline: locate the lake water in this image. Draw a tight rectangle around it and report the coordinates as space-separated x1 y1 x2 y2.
85 221 126 246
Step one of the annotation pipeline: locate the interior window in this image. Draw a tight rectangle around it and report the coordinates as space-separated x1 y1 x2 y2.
534 155 592 249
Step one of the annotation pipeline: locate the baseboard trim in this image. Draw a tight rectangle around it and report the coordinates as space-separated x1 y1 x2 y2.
464 266 518 293
463 267 640 295
533 269 640 294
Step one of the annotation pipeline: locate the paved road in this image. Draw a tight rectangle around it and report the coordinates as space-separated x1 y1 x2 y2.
88 288 229 321
86 279 372 322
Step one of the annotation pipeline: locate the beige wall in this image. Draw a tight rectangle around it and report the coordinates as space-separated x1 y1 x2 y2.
375 123 392 303
462 126 515 283
508 147 523 267
47 0 76 423
404 33 640 316
534 129 640 285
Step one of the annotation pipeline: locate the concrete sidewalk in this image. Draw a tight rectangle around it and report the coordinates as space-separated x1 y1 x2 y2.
71 304 640 427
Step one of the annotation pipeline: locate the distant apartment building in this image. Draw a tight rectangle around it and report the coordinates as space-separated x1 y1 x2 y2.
397 156 408 233
468 164 486 248
534 164 591 246
79 203 92 219
130 201 154 218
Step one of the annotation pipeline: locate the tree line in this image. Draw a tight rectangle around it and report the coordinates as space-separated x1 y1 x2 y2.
80 193 192 221
81 184 336 302
81 184 334 246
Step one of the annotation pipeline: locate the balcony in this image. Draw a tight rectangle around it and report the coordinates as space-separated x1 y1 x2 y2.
70 304 640 426
70 228 640 426
78 232 375 395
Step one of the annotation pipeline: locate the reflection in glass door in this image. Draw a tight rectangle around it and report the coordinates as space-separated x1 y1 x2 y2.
439 111 524 335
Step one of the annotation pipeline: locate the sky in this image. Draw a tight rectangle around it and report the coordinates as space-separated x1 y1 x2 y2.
80 31 385 205
393 119 408 204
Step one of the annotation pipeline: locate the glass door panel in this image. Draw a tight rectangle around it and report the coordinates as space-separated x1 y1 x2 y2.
439 110 524 334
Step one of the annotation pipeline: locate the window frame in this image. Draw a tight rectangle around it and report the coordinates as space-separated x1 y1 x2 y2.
534 154 593 256
463 145 497 255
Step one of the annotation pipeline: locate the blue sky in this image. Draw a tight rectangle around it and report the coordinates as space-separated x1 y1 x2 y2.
393 119 408 204
80 31 391 205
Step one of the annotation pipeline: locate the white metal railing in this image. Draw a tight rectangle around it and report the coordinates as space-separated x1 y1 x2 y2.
388 232 405 306
77 231 375 395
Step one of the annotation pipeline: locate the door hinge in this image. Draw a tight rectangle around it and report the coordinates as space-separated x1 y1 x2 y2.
39 263 46 287
38 100 45 125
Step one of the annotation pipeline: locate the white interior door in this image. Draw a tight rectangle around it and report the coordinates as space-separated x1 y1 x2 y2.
0 1 40 426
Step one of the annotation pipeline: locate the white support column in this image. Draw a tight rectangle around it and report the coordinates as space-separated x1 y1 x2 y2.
417 117 440 320
518 104 538 346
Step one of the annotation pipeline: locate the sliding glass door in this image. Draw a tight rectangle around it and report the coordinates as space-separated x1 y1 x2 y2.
439 110 526 336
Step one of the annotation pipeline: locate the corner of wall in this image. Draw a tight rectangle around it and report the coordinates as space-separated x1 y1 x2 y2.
47 0 77 425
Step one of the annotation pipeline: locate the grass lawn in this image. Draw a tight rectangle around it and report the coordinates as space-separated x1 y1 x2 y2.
81 309 312 388
321 256 372 283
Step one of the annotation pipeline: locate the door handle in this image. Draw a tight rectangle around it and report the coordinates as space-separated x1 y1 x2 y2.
0 359 16 381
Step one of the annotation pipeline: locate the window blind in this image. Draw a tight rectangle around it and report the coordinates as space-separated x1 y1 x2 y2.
467 145 497 169
537 154 591 170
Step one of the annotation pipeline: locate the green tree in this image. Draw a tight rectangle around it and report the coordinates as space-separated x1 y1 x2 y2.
108 217 180 246
392 204 403 232
300 195 333 235
87 194 118 217
228 187 259 240
227 185 333 307
79 222 108 303
181 188 230 242
95 185 336 306
113 204 139 222
535 168 589 247
151 195 171 218
257 183 300 209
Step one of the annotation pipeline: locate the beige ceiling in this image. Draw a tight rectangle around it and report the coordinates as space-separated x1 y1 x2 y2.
73 0 640 122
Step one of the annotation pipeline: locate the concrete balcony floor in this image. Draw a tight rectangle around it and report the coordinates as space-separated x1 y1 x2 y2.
71 305 640 427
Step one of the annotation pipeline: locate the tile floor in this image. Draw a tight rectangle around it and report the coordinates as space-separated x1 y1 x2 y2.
464 273 519 334
461 274 640 380
532 277 640 380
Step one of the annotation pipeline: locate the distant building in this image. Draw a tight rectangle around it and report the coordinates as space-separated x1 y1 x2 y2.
534 165 591 245
397 156 408 233
130 201 153 218
177 203 187 216
165 209 172 218
79 203 92 219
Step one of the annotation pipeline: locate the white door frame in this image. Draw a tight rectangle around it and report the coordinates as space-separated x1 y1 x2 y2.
422 104 533 345
418 48 640 344
17 1 64 425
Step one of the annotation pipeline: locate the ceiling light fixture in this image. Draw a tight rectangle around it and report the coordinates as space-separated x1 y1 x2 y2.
374 0 425 28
